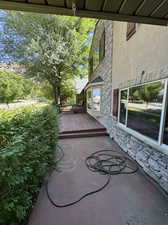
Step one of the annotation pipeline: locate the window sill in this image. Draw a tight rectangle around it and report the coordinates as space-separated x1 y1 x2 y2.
118 123 168 156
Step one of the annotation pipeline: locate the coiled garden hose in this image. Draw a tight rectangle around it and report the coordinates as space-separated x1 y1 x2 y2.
45 146 139 208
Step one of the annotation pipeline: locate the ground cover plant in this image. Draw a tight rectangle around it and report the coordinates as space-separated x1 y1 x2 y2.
0 105 58 225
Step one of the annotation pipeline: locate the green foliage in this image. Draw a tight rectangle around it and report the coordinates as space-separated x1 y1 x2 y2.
1 12 95 104
35 79 76 104
131 82 163 104
0 69 37 104
0 69 50 103
0 70 23 105
0 105 58 225
60 78 76 105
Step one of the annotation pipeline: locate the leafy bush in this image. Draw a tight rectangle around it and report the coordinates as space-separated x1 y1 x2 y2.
0 105 58 225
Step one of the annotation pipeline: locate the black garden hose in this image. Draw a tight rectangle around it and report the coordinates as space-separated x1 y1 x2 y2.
45 146 139 208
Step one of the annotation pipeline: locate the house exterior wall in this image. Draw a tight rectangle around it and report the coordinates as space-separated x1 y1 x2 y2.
89 20 168 193
110 22 168 193
112 22 168 89
87 20 113 117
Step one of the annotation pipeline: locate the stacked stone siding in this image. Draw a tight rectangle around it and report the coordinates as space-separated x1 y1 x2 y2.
89 20 113 116
99 115 168 193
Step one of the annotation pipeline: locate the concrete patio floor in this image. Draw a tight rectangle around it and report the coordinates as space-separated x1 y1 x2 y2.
29 113 168 225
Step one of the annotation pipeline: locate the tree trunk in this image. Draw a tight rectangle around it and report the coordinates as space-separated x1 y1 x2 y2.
51 71 61 111
58 85 61 106
52 84 61 113
52 84 58 105
57 72 61 106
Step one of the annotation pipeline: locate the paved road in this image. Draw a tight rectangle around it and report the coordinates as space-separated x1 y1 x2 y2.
0 100 39 110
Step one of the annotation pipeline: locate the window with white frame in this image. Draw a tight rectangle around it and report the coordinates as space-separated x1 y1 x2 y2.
119 89 128 125
87 87 101 112
118 79 168 146
92 88 101 112
163 83 168 145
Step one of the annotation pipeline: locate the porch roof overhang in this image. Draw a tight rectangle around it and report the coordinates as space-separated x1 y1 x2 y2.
84 76 104 90
0 0 168 26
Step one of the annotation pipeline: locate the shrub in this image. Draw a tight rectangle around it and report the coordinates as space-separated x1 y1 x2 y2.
0 105 58 225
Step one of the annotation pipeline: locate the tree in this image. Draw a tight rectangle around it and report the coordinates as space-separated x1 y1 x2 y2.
60 78 76 105
1 12 95 106
0 70 24 106
35 79 76 105
131 82 163 106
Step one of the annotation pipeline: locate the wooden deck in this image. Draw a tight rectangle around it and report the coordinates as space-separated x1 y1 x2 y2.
59 113 105 133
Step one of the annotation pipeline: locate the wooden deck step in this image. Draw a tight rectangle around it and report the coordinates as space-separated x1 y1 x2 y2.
59 127 106 134
58 130 108 139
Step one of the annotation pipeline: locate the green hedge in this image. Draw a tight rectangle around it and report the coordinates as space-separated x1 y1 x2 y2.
0 105 58 225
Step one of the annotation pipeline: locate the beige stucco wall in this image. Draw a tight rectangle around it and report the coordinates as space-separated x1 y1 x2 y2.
112 22 168 89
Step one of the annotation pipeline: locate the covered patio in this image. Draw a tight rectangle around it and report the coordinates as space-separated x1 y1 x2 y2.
29 112 168 225
1 1 168 224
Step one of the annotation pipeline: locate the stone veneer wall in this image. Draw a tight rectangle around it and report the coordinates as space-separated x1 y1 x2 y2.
89 20 113 116
99 115 168 193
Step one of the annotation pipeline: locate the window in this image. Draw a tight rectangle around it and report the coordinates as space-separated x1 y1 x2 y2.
89 57 93 78
112 89 119 117
99 30 105 62
92 29 106 71
119 89 128 125
87 87 101 112
87 89 92 110
126 23 136 41
163 83 168 145
127 81 165 141
118 79 168 146
92 88 101 112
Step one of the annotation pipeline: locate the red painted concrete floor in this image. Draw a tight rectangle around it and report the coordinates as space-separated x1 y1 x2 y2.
29 136 168 225
59 113 105 133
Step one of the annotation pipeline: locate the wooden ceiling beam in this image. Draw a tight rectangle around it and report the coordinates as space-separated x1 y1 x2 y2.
103 0 123 13
0 0 167 26
136 0 163 16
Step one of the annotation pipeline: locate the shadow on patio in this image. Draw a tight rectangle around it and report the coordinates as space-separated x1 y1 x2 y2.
29 112 168 225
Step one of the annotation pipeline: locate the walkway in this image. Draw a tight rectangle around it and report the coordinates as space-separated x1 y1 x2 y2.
29 113 168 225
